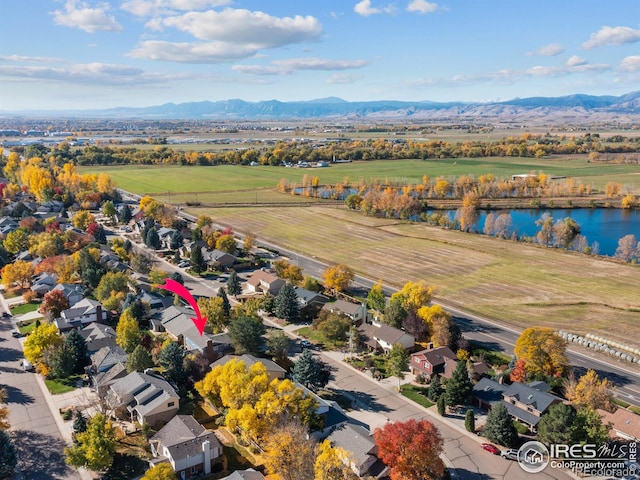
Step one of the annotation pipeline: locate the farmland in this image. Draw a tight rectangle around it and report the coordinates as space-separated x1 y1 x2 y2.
82 156 640 346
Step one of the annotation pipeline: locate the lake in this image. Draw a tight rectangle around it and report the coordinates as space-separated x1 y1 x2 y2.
450 208 640 257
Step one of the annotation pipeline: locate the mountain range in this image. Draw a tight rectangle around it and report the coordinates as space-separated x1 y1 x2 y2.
6 91 640 123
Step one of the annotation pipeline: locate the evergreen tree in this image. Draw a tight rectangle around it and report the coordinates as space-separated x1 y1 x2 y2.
275 283 299 323
228 315 265 356
0 430 17 479
465 409 475 433
50 342 76 378
217 287 231 316
159 343 186 388
140 217 154 243
119 204 132 223
78 247 105 290
483 402 519 447
127 345 154 373
445 361 473 407
72 411 87 441
66 329 89 373
169 271 184 285
291 349 331 392
437 394 446 416
427 374 443 402
261 293 276 315
190 244 206 273
94 225 107 244
537 403 577 446
226 271 241 296
145 228 161 250
169 230 184 250
383 297 407 329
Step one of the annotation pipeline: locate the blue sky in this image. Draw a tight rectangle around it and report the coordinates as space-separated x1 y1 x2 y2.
2 0 640 110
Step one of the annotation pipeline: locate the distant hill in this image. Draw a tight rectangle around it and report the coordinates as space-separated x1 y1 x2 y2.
4 92 640 122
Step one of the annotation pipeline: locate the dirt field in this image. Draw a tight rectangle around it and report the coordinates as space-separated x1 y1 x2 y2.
192 205 640 347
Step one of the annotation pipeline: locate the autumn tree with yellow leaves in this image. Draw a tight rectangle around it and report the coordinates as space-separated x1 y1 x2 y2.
514 327 568 378
322 264 355 293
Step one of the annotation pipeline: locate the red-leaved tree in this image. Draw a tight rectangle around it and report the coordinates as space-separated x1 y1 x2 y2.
373 419 445 480
510 358 527 383
40 289 70 319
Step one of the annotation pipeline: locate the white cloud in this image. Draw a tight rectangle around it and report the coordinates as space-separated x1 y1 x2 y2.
326 73 362 84
128 40 259 63
527 43 564 57
120 0 231 17
52 0 123 33
406 0 438 14
0 55 63 63
0 62 170 86
157 9 322 47
566 55 587 67
619 55 640 72
582 26 640 49
354 0 381 16
233 57 369 75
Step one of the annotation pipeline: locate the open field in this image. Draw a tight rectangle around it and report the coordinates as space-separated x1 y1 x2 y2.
82 156 640 197
191 205 640 347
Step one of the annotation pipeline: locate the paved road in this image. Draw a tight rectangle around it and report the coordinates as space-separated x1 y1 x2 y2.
0 319 81 480
253 237 640 408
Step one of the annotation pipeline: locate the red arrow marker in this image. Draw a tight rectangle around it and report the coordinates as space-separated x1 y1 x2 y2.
155 279 208 335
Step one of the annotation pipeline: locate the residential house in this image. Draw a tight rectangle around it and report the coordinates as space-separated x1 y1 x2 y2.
151 306 231 362
91 362 128 397
89 345 128 374
210 354 286 382
157 227 177 249
203 249 236 269
322 300 367 324
0 216 18 236
293 286 329 309
597 408 640 442
106 371 180 428
30 272 57 296
472 378 563 431
358 320 415 353
410 344 458 379
51 283 86 307
244 269 285 296
54 298 107 332
80 322 118 353
149 415 223 479
219 469 265 480
326 423 388 478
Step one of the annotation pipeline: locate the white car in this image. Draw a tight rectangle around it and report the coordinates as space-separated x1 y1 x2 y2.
500 449 519 460
20 359 34 372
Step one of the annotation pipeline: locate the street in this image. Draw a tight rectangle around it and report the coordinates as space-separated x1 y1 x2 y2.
0 317 81 479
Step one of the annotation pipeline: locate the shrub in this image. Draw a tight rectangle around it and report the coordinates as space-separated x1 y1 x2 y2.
437 394 446 416
465 409 475 433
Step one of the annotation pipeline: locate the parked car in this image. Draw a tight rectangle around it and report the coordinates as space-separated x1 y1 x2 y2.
481 443 500 455
20 359 34 372
501 449 519 460
11 329 21 338
178 261 190 268
2 311 11 318
300 339 312 348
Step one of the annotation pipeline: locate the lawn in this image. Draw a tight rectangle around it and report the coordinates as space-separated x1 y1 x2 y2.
401 384 434 409
45 375 83 395
469 341 513 369
10 302 40 315
18 321 37 335
295 326 345 350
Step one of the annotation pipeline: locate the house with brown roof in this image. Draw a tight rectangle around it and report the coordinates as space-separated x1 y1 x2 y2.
149 415 223 478
219 469 265 480
597 408 640 441
244 269 285 296
321 299 367 324
410 344 457 379
358 320 415 353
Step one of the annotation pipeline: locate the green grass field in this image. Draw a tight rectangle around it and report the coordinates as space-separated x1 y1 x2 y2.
81 156 640 196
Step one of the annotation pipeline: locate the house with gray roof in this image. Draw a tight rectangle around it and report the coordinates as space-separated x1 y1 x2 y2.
219 469 265 480
89 345 128 374
54 298 107 332
51 283 86 306
106 371 180 428
293 286 329 308
81 322 118 353
326 423 388 478
203 249 236 269
91 362 128 397
149 415 222 478
472 378 563 431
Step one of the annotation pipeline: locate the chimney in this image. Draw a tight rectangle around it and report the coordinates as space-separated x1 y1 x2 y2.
202 440 211 475
426 342 434 350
